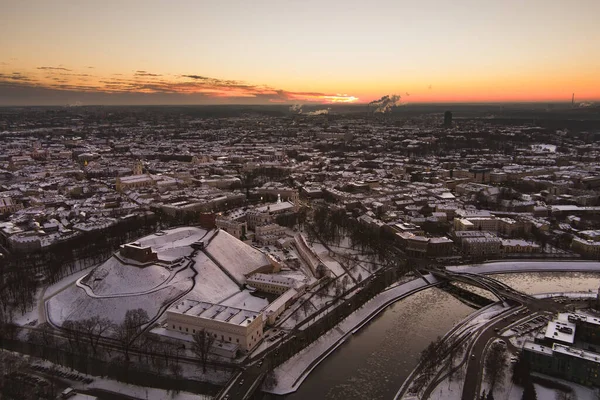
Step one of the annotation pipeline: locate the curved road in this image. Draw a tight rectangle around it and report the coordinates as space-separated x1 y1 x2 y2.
461 299 565 400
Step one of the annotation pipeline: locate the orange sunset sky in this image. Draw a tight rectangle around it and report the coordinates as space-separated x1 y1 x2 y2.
1 0 599 105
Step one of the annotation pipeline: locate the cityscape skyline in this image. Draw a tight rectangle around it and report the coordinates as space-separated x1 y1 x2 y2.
1 0 599 105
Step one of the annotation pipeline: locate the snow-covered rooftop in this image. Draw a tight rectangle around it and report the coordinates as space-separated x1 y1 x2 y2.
523 341 553 356
553 343 600 364
544 320 575 345
169 299 260 327
204 229 272 284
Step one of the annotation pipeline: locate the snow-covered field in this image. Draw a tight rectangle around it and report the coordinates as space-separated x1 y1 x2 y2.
47 283 186 326
82 257 173 296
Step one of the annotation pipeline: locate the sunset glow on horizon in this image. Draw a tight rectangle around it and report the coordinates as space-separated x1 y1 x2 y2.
1 0 599 105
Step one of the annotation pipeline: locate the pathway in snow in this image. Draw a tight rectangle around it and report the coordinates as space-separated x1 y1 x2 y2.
75 258 192 299
37 265 97 325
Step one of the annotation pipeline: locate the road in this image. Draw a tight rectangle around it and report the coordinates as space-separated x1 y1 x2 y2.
461 305 561 400
460 308 523 400
217 364 267 400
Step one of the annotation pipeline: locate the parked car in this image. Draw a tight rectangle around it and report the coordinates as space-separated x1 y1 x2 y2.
61 388 76 399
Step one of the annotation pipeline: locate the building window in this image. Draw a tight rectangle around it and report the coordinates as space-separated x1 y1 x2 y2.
193 329 196 333
229 337 232 341
179 326 181 331
236 339 239 343
172 324 175 329
186 328 188 332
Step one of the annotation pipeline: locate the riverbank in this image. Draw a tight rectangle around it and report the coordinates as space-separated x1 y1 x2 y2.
268 261 600 397
266 274 441 395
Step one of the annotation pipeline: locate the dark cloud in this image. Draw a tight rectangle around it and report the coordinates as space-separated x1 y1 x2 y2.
37 66 72 72
0 72 36 82
135 70 162 77
182 74 209 80
0 69 359 105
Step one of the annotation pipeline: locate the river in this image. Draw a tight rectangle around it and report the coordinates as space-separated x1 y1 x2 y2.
275 271 600 400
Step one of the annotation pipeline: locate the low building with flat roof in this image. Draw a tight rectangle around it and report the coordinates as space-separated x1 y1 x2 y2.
524 340 600 387
263 288 299 325
166 299 264 352
543 320 576 346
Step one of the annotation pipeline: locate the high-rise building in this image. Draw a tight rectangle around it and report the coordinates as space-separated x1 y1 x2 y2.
443 111 453 127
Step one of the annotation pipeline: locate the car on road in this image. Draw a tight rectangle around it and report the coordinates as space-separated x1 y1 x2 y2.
471 354 476 360
494 327 500 332
498 340 506 345
61 388 76 399
258 360 263 367
239 379 245 385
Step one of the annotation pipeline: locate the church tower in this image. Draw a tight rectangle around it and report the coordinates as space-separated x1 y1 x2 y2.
132 160 143 175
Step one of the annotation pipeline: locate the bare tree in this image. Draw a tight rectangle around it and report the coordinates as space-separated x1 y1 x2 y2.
115 308 149 362
342 275 350 289
557 391 573 400
0 352 25 394
263 373 278 390
484 342 508 392
301 300 313 317
334 279 344 297
169 362 183 383
316 287 327 301
316 264 328 279
79 316 113 356
62 320 86 353
191 329 215 373
28 323 55 347
0 322 18 341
